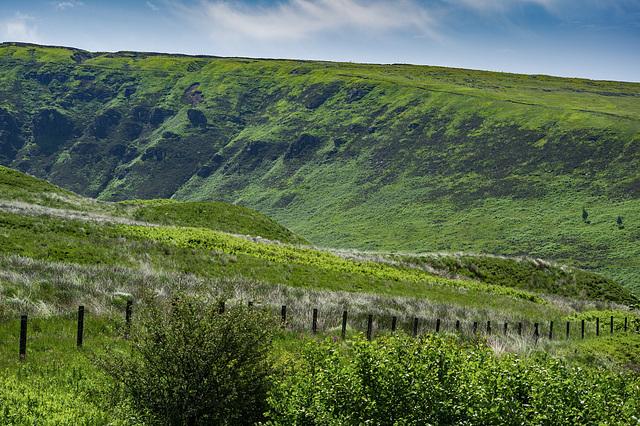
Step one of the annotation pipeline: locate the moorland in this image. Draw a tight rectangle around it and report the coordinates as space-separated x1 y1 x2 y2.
1 42 640 424
1 42 640 292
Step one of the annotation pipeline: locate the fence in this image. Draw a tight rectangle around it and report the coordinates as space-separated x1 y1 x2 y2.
2 301 639 360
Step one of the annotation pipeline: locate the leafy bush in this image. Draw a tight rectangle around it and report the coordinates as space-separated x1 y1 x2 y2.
95 294 279 425
263 333 640 425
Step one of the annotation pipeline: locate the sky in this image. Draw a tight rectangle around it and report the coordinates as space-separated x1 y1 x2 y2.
1 0 639 82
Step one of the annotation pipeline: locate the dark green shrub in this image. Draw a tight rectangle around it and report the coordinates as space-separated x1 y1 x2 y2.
95 294 279 425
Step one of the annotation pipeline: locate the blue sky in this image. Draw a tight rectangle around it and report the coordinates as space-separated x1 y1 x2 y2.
1 0 639 82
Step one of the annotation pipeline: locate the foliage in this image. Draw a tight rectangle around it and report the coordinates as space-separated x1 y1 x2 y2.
386 252 638 305
118 224 546 303
264 333 640 425
94 293 280 425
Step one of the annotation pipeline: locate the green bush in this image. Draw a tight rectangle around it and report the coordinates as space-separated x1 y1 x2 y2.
95 294 279 425
263 333 640 425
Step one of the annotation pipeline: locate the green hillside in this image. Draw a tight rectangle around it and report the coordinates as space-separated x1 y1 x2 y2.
1 165 636 316
1 42 640 292
3 165 640 424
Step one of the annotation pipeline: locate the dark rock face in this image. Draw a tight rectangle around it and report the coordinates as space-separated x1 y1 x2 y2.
149 108 174 126
187 109 207 127
285 133 322 160
0 108 23 162
89 109 122 139
141 146 166 162
31 109 74 154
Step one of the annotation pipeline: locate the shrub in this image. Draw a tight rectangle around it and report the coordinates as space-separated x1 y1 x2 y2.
95 293 279 425
263 333 640 425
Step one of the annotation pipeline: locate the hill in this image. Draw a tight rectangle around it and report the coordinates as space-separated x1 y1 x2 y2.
1 165 636 318
1 43 640 292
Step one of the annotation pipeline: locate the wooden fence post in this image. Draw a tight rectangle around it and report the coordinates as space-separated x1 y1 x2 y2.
341 311 347 340
503 322 508 336
566 322 570 340
486 321 491 336
281 306 286 324
77 305 85 348
366 315 373 341
533 323 539 343
610 316 614 334
596 317 599 337
312 309 318 335
19 315 28 360
581 319 585 339
391 316 397 332
455 320 460 333
436 318 441 334
413 318 419 337
218 301 225 314
549 321 553 340
625 317 628 332
518 322 522 336
473 322 478 335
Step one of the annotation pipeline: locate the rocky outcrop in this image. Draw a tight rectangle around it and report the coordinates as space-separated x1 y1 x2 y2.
187 109 207 127
31 109 74 154
0 108 23 162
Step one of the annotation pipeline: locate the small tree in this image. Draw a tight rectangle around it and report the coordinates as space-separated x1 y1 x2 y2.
582 208 589 223
95 294 279 425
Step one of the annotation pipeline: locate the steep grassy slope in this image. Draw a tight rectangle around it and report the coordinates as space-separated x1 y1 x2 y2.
1 165 636 321
1 42 640 291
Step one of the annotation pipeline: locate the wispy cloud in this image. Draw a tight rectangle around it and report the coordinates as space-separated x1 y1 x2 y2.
189 0 438 41
147 1 160 11
53 1 84 10
1 12 40 43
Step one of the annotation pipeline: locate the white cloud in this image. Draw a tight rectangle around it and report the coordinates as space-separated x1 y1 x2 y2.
2 13 40 43
192 0 438 41
147 1 160 11
54 1 84 10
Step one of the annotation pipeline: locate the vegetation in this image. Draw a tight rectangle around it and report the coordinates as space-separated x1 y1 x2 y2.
94 293 279 425
1 44 640 423
1 43 640 292
264 333 640 425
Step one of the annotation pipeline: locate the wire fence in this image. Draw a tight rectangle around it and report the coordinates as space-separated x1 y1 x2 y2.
1 301 638 360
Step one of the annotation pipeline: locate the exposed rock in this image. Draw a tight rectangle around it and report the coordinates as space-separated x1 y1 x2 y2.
187 109 207 127
285 133 321 160
31 108 74 154
71 142 98 156
108 144 127 157
0 108 22 161
184 83 204 106
141 146 165 162
89 109 121 139
148 108 174 126
196 154 225 177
